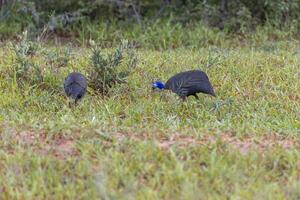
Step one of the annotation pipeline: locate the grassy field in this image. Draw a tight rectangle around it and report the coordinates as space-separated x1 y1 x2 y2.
0 38 300 199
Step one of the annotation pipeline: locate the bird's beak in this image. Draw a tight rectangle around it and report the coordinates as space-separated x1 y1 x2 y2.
152 83 157 90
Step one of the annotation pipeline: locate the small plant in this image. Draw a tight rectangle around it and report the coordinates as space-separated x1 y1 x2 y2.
44 46 72 69
88 40 138 95
12 31 43 88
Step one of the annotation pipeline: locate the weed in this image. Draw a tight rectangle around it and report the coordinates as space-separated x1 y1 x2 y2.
88 40 138 95
11 31 43 88
44 45 72 69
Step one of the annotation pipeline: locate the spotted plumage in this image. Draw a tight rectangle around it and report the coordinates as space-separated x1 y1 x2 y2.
152 70 215 101
64 72 87 105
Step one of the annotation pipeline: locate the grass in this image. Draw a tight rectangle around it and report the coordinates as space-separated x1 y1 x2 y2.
0 37 300 199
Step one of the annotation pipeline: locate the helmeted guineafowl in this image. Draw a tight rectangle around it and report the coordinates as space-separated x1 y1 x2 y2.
64 72 87 105
152 70 215 101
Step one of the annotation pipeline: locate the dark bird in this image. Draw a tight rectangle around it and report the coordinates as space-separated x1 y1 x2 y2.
64 72 87 106
152 70 215 101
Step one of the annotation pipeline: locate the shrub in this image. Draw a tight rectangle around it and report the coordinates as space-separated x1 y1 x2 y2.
44 46 72 69
12 31 43 88
88 40 138 95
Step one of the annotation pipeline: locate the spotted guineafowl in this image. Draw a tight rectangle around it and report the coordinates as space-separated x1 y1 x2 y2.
152 70 215 101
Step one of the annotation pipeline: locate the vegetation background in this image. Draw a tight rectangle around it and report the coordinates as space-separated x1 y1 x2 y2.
0 0 300 199
2 0 300 46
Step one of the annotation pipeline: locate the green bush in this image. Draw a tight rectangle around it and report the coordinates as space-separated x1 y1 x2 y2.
88 40 138 95
12 31 43 88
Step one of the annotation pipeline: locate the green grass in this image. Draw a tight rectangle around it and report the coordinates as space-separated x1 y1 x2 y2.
0 38 300 199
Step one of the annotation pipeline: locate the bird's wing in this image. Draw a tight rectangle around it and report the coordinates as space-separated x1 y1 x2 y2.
184 75 214 95
165 70 215 96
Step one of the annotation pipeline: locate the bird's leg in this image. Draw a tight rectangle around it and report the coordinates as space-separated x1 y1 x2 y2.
180 96 186 102
68 99 77 108
75 99 78 107
68 101 72 108
193 94 199 99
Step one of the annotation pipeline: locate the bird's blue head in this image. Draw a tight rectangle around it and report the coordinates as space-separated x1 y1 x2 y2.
152 81 165 90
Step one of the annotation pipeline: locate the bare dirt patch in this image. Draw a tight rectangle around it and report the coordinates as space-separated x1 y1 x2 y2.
218 133 300 154
3 128 300 157
4 130 77 159
155 134 202 149
113 131 300 154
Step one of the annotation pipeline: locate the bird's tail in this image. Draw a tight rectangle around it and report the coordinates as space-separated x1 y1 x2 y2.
70 83 84 100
